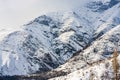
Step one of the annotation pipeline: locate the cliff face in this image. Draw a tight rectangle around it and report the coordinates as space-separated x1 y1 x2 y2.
0 0 120 77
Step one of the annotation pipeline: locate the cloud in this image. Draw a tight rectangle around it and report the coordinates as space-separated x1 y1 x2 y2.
0 0 87 28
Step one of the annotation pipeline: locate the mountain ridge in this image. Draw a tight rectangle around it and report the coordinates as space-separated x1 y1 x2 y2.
0 1 120 79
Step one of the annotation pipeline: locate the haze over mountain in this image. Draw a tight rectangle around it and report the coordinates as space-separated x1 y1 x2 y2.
0 0 120 80
0 0 86 28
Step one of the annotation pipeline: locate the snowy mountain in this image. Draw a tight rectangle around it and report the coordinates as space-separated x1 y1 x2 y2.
49 25 120 80
0 0 120 80
0 11 94 75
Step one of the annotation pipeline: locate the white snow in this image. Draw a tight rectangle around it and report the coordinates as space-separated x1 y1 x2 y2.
0 0 119 78
58 31 75 43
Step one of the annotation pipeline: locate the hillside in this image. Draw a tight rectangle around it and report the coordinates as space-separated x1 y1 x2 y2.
0 0 120 80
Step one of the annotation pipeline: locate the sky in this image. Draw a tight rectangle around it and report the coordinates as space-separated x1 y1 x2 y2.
0 0 86 28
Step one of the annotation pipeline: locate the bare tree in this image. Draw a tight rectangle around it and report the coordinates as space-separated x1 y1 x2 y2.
112 48 119 80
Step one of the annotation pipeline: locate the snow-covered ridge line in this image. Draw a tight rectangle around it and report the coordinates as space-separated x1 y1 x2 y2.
49 24 120 80
0 0 120 76
0 11 93 75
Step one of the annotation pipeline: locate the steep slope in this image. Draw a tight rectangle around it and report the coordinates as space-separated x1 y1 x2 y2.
49 24 120 80
10 25 120 80
0 0 120 77
0 12 93 75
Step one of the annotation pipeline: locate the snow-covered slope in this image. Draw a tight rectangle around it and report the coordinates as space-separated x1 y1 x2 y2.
0 0 120 78
0 12 93 75
49 25 120 80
